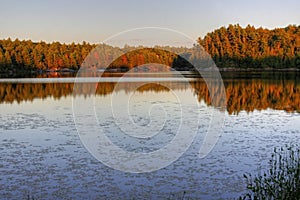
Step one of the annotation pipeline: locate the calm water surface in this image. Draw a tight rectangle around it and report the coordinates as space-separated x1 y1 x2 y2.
0 72 300 199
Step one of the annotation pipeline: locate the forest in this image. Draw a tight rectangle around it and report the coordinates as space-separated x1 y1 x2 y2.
0 24 299 73
199 24 300 69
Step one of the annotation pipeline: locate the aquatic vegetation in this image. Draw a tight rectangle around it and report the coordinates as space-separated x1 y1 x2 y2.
239 145 300 200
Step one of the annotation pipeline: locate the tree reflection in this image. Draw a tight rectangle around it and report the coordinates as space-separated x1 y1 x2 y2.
0 77 299 114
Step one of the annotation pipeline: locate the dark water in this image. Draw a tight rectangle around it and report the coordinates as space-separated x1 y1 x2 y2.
0 72 299 199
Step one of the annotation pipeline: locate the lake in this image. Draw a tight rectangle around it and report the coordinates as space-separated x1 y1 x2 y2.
0 71 300 199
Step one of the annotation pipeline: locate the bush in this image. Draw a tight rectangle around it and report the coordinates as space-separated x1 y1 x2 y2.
239 144 300 200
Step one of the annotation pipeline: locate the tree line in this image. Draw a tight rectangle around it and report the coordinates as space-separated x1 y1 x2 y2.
0 38 192 73
0 39 96 72
198 24 300 69
0 24 299 72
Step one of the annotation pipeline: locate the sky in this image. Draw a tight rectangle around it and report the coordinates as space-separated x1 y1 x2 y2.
0 0 299 45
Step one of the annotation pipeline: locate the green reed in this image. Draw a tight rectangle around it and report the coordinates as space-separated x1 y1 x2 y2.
239 144 300 200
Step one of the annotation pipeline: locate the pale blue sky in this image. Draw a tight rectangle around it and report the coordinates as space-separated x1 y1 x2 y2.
0 0 299 44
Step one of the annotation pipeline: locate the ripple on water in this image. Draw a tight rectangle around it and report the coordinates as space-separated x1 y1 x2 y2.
1 99 300 199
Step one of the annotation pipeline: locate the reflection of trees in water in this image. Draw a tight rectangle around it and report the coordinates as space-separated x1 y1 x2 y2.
0 82 73 103
223 79 300 114
0 79 299 114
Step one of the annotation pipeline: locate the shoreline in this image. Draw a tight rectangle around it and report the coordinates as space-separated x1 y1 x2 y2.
0 68 299 78
218 67 300 72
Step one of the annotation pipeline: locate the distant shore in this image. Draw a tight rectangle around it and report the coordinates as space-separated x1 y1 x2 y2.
0 68 300 79
218 67 300 72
